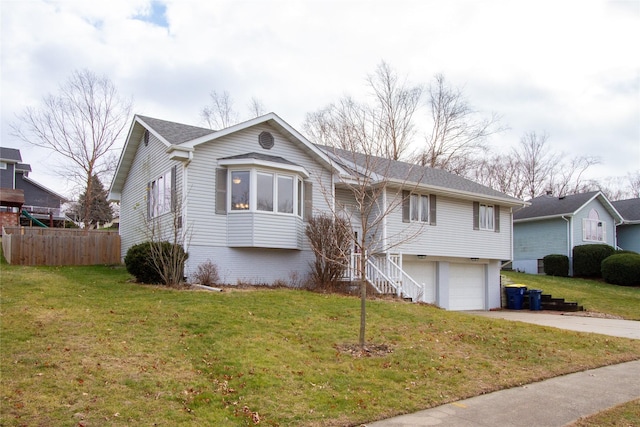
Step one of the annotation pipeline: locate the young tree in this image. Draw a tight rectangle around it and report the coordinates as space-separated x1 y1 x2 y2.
11 69 132 228
417 74 503 176
69 174 114 228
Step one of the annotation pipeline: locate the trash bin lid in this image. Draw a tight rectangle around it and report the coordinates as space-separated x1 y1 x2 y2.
505 284 527 288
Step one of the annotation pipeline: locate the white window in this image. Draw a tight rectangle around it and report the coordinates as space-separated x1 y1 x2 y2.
583 209 605 242
256 172 273 211
149 169 173 218
410 193 429 223
479 204 494 230
231 170 250 210
228 169 301 216
277 175 294 213
0 162 6 170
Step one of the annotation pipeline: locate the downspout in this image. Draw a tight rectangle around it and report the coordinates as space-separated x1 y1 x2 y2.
561 215 572 275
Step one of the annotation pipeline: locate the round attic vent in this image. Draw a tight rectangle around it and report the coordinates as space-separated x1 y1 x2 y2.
259 131 274 149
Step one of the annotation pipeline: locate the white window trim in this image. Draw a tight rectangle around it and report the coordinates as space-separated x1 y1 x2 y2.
149 170 172 218
409 193 429 223
0 162 7 170
227 168 303 218
583 218 606 242
479 203 495 231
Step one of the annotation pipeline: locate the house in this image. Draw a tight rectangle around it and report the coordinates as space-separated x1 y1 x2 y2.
512 191 623 275
0 147 68 228
109 113 525 310
612 198 640 253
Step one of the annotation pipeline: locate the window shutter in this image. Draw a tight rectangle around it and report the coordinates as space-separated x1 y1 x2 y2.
473 202 480 230
146 182 151 219
402 190 410 223
304 181 313 221
215 168 227 215
494 204 500 232
170 165 177 212
429 194 437 225
582 218 587 241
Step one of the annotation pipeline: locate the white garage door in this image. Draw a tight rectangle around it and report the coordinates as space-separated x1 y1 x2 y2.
402 261 436 303
449 263 485 310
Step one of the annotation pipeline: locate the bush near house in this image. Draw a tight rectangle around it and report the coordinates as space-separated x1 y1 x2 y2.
124 241 188 285
572 244 615 278
601 253 640 286
543 254 569 277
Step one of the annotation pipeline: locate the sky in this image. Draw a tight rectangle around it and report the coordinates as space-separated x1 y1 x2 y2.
1 0 639 199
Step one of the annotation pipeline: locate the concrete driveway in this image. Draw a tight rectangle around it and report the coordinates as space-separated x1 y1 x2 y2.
467 310 640 339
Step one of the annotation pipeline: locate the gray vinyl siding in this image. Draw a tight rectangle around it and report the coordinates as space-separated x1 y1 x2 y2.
1 164 15 188
513 218 568 260
185 246 315 285
119 132 182 259
227 212 303 248
386 192 512 259
185 123 333 250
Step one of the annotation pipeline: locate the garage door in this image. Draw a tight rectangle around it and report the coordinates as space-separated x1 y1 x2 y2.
402 261 436 303
449 263 485 310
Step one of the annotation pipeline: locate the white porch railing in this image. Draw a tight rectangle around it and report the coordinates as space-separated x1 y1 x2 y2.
344 253 425 302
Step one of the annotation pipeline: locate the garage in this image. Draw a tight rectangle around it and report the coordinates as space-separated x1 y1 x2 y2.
449 263 485 310
402 260 436 303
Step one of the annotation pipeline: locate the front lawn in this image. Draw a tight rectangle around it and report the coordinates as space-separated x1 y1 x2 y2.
2 264 639 426
503 271 640 320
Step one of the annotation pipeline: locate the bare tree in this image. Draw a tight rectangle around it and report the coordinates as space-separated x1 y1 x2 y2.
417 74 503 176
247 97 266 118
367 61 423 160
513 131 560 199
474 153 527 199
303 97 380 155
200 90 239 129
11 69 132 227
548 155 600 197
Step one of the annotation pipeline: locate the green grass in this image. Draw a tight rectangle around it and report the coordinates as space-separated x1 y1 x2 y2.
503 271 640 320
1 264 639 426
568 399 640 427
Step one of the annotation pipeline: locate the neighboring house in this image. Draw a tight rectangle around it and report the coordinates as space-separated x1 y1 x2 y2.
612 198 640 253
109 113 525 310
513 191 623 275
0 147 68 227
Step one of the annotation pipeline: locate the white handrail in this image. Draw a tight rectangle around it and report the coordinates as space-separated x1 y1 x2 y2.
387 257 424 302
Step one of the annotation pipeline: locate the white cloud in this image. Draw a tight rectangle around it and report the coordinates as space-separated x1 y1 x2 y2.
1 0 638 198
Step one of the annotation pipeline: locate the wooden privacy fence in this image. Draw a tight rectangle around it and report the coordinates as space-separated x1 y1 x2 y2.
2 226 121 266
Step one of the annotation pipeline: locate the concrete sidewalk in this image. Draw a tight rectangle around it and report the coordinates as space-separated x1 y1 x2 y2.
366 360 640 427
467 310 640 340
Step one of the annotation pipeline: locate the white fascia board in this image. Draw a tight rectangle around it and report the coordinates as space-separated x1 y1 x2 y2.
108 191 121 202
513 214 571 223
218 158 310 178
385 178 528 207
184 112 351 177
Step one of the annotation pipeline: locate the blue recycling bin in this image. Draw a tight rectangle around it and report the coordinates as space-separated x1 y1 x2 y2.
529 289 542 311
505 285 526 310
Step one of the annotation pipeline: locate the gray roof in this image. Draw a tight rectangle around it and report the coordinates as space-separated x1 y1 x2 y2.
513 191 601 220
0 147 22 162
137 115 215 145
612 198 640 222
319 145 522 203
219 152 300 167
